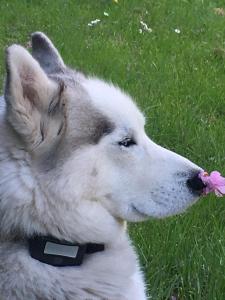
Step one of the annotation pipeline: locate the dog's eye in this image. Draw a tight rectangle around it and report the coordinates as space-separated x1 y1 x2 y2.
118 138 136 147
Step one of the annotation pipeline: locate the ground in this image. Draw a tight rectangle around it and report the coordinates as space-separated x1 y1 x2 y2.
0 0 225 299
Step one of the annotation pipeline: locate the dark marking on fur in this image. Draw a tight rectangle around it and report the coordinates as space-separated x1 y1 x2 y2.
48 81 66 115
91 168 98 177
48 98 58 114
104 193 112 200
64 91 115 149
58 80 65 96
57 122 64 136
91 116 114 144
83 288 102 298
40 122 45 142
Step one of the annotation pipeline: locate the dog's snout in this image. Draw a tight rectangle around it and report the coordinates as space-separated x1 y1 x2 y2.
187 172 206 193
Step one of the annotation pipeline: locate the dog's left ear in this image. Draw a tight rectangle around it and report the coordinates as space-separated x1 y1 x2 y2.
31 32 65 74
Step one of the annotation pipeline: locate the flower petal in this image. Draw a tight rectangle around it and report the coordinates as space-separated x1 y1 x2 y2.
217 185 225 195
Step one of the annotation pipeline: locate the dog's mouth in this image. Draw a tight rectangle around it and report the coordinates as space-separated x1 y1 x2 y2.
131 204 149 218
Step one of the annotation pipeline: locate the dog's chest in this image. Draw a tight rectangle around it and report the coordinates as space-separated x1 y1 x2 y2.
0 242 146 300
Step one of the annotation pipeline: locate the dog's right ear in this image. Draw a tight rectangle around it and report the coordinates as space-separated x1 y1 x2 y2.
31 32 65 74
5 45 66 151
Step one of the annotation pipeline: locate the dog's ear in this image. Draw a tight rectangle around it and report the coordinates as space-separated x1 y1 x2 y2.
5 44 66 151
31 32 65 74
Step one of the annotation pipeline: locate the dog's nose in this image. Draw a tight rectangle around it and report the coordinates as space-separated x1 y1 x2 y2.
187 172 206 193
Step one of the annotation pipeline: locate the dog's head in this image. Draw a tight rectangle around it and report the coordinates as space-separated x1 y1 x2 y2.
0 33 204 241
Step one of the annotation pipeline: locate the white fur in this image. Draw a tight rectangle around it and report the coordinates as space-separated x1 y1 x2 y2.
0 33 203 299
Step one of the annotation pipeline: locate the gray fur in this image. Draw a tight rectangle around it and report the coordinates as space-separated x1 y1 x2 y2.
36 78 115 172
32 32 65 74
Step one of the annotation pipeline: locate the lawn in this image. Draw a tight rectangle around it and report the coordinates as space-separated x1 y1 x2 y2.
0 0 225 299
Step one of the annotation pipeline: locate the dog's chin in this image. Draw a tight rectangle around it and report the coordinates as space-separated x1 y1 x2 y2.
118 204 151 222
125 193 200 222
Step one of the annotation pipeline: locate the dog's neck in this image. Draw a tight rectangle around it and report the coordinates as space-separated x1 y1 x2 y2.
28 235 105 267
26 217 127 267
0 217 128 271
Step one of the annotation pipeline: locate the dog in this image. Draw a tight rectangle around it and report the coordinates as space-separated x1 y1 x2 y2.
0 32 205 300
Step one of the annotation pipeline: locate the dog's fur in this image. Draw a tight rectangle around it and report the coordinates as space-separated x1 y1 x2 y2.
0 33 202 300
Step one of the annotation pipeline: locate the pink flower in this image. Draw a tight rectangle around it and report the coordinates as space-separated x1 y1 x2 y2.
199 171 225 197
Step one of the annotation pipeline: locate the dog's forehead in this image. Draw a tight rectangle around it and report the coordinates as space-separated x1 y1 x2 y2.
82 77 145 130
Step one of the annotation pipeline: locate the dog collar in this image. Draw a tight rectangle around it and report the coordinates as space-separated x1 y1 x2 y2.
28 235 105 267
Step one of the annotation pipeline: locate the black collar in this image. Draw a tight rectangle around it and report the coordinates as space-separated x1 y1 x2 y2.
28 235 105 267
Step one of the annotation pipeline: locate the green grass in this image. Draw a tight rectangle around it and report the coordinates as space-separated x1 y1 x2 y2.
1 0 225 299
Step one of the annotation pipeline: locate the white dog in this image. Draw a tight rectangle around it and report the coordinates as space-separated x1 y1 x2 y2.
0 32 205 300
